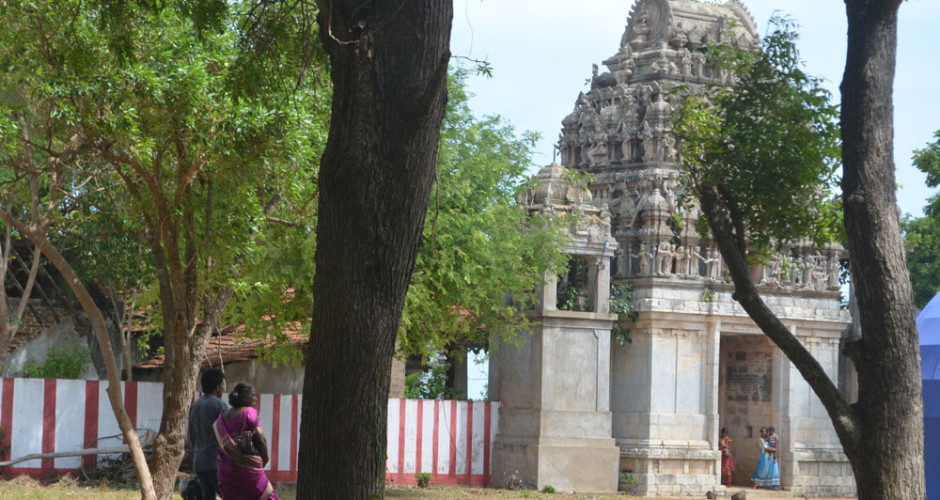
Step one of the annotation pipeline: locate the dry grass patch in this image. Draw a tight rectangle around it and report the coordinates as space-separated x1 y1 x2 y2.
0 477 183 500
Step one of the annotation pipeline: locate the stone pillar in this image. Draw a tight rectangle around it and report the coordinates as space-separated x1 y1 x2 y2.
503 162 620 492
389 355 406 398
587 256 599 311
491 311 620 492
595 257 611 314
611 305 720 497
541 270 558 311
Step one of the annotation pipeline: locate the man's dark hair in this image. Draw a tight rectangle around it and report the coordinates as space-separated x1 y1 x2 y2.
200 367 225 394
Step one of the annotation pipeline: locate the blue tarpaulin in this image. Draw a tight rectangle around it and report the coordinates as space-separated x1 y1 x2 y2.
916 292 940 500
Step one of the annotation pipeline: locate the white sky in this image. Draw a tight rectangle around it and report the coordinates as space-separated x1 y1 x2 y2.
450 0 940 218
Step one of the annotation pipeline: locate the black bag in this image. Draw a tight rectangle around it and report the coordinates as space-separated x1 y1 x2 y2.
235 430 259 456
181 479 204 500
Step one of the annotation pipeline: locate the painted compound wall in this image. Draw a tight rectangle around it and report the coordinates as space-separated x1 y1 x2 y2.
0 378 497 486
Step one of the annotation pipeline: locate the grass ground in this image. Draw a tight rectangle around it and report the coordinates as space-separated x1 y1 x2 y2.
0 477 638 500
0 476 852 500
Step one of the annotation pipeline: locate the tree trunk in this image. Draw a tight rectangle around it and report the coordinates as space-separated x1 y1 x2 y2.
149 290 232 499
0 213 156 500
296 2 451 499
840 1 926 498
149 320 201 500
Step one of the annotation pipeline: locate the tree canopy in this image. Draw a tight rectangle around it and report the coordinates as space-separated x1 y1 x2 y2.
904 130 940 308
673 16 843 259
675 5 926 498
399 69 567 359
0 1 326 497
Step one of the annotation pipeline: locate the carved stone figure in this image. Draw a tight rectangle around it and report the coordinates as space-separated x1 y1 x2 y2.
658 241 675 275
615 245 626 276
679 48 692 77
692 51 706 77
631 243 653 276
641 125 656 162
705 247 722 279
663 134 677 161
662 172 678 213
646 92 672 130
629 8 651 50
589 133 608 167
827 253 841 289
788 256 803 286
675 246 689 277
599 203 612 233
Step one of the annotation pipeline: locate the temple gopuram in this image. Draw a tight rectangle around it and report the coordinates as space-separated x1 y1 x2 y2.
490 1 856 496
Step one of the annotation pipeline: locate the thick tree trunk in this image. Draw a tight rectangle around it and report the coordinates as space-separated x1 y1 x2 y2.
841 1 926 499
149 290 233 500
297 2 451 499
149 321 201 500
0 213 156 500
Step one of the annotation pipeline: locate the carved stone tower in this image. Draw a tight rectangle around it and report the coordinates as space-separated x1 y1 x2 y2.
551 0 855 496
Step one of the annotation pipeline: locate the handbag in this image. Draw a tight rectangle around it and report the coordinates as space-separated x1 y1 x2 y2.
234 429 259 456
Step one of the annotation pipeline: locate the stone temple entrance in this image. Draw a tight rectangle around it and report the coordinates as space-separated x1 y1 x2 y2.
490 0 858 496
718 335 780 486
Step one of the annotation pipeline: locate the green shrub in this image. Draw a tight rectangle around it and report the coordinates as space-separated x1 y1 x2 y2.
404 362 458 399
414 472 431 488
541 484 556 494
610 283 639 345
18 342 91 379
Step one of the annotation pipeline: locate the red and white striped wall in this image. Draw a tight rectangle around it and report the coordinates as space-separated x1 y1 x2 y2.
0 378 498 486
385 399 498 486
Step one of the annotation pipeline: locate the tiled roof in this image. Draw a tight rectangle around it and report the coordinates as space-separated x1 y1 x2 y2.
134 322 308 370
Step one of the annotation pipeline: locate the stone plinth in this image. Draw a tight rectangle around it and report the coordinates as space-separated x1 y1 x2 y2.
491 311 620 492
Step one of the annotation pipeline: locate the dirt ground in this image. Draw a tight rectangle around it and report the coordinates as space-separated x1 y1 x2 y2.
0 476 856 500
286 484 853 500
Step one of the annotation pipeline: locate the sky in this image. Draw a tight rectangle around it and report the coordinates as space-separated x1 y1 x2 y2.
451 0 939 399
449 0 939 219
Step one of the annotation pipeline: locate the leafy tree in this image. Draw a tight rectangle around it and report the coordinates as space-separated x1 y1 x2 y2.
76 14 321 500
0 2 325 498
675 8 925 499
0 5 155 494
398 69 568 359
904 131 940 308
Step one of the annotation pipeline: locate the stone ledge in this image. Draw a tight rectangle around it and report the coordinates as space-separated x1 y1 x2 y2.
619 441 719 460
792 447 850 462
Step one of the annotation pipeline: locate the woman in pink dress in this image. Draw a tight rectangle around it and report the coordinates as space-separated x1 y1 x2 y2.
214 383 278 500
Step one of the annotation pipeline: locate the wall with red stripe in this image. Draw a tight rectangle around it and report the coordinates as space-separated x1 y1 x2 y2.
0 378 498 486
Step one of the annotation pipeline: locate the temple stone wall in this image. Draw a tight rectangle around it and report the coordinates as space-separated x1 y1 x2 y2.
613 310 719 497
607 283 853 496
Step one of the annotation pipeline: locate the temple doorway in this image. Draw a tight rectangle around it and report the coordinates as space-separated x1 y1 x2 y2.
718 334 778 486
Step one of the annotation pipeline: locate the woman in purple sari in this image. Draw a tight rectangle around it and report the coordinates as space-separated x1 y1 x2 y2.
214 383 278 500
